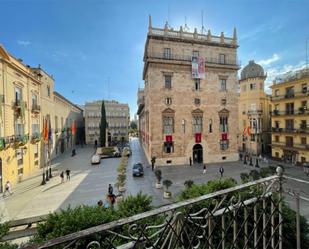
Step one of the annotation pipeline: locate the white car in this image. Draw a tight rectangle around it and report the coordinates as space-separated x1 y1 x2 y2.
91 154 101 165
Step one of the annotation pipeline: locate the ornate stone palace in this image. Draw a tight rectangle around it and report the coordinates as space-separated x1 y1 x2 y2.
138 16 240 166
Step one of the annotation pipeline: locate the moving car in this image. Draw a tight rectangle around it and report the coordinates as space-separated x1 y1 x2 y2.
91 154 101 165
132 163 144 177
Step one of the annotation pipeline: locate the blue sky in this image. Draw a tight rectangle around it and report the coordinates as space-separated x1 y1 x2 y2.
1 0 309 117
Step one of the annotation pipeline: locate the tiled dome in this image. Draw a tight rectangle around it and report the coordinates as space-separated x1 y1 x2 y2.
241 60 265 80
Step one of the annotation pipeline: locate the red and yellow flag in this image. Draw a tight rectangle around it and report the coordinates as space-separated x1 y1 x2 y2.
72 120 76 136
43 118 49 142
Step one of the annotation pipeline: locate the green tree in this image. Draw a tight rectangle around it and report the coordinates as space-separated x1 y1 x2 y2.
99 101 107 147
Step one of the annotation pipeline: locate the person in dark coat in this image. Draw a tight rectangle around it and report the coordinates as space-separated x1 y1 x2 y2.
60 171 64 183
189 157 192 166
219 167 224 178
65 169 71 180
108 184 113 195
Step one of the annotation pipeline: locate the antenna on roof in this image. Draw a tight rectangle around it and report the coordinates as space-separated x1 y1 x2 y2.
184 16 190 32
201 10 206 34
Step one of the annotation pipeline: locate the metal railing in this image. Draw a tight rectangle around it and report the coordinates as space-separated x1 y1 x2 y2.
24 171 285 249
271 109 309 116
146 52 240 67
271 90 309 101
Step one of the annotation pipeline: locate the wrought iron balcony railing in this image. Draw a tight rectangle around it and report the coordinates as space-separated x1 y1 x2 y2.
24 170 287 249
145 52 240 67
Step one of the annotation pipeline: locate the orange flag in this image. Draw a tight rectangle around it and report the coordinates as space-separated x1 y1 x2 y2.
72 121 76 136
43 118 49 142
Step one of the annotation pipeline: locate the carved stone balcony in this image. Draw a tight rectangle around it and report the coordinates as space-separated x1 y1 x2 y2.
31 104 41 114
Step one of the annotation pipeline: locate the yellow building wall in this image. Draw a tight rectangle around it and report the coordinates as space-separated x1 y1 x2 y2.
271 74 309 164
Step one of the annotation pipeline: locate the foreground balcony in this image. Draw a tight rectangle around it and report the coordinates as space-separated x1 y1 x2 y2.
23 168 307 249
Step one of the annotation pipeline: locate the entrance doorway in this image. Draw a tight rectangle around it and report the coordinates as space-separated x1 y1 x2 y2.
193 144 203 164
0 158 2 193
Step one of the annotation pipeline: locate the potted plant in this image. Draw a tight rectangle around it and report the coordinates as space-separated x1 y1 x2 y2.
184 180 194 189
116 174 126 192
163 179 172 198
154 169 162 189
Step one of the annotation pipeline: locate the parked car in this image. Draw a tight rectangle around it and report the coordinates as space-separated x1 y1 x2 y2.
91 154 101 165
132 163 144 177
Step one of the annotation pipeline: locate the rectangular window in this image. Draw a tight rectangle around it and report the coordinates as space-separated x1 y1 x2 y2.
209 119 213 133
285 103 294 114
250 134 256 141
18 168 24 175
194 79 200 91
163 48 171 59
193 116 203 133
47 85 51 97
163 117 174 134
220 140 229 150
15 87 22 104
285 119 294 131
302 83 307 93
55 116 58 131
285 87 294 98
301 137 307 145
219 54 226 64
192 51 199 58
164 75 172 89
300 120 307 129
250 83 256 90
275 89 279 96
286 136 293 147
15 123 24 136
220 116 228 132
221 98 227 105
220 79 227 91
275 136 279 142
34 144 39 158
32 123 40 135
16 149 23 166
165 97 172 105
275 121 279 129
32 94 38 107
164 142 174 153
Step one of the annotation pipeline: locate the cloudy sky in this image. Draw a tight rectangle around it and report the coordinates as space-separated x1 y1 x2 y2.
0 0 308 116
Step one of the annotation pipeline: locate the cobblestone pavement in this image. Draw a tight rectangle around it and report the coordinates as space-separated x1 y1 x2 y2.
1 138 309 222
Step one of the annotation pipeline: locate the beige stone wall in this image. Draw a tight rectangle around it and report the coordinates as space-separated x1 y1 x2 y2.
142 29 239 166
85 100 129 145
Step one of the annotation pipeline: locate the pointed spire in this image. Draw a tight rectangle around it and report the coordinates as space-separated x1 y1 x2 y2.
207 29 211 41
220 32 225 43
194 28 198 39
164 21 169 35
233 27 237 44
148 15 152 34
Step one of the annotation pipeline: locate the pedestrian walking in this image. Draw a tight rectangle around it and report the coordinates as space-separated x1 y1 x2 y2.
94 140 98 148
108 184 113 195
219 167 224 178
151 156 156 171
2 181 13 197
203 164 207 174
60 171 64 183
65 169 71 181
303 162 309 176
189 157 192 166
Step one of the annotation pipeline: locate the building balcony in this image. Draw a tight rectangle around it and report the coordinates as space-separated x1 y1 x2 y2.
247 109 263 115
272 127 309 134
271 109 309 116
22 169 308 249
31 104 41 114
31 133 41 143
272 141 309 151
271 90 309 101
13 100 27 117
145 52 240 68
14 134 29 147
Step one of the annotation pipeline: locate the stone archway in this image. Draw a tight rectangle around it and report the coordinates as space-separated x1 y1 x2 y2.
192 144 203 164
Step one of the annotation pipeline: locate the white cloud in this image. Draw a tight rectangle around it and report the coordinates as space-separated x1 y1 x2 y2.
264 60 307 93
258 53 280 66
17 40 31 47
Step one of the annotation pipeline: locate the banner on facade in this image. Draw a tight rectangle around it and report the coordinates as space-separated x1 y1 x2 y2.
192 56 205 79
221 133 228 140
195 133 202 143
165 135 173 142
